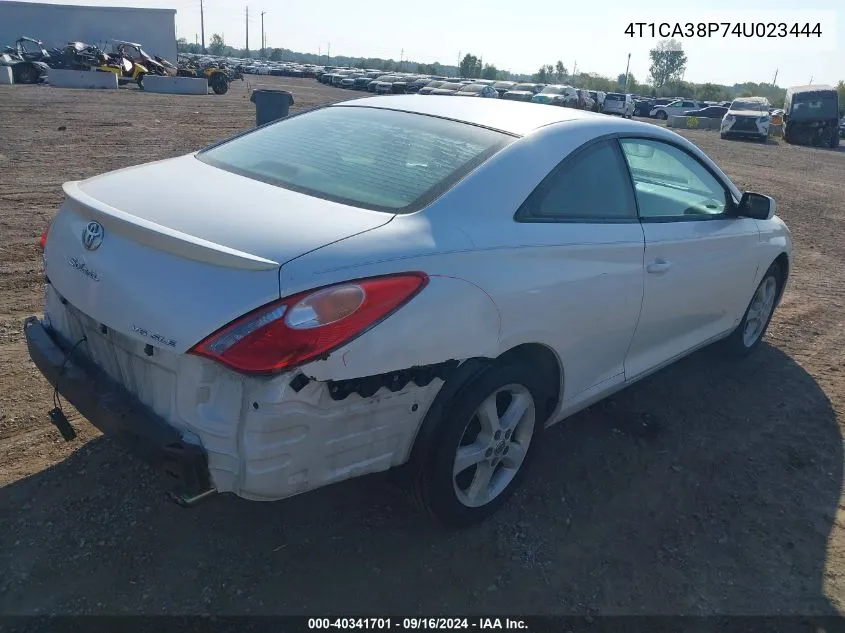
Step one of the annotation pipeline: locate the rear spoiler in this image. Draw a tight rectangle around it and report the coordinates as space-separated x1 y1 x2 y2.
62 181 279 272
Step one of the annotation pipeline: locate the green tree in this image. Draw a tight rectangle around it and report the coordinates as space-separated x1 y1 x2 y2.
481 64 498 80
208 33 226 56
268 48 282 61
698 82 717 100
648 39 687 89
459 54 480 78
555 61 566 82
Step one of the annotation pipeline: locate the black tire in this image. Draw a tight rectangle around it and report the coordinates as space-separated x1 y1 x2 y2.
720 133 727 140
136 74 145 90
829 131 839 149
16 63 38 84
403 362 546 528
210 73 229 95
656 110 668 120
721 262 783 357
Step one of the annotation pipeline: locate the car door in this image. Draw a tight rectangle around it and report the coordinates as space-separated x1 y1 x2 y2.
510 139 645 400
664 100 682 115
618 138 761 380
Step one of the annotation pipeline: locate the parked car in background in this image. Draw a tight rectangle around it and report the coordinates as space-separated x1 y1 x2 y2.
368 75 393 92
633 98 654 117
840 115 845 138
603 93 634 118
577 89 595 111
685 105 729 119
340 73 364 89
353 75 374 90
492 81 516 97
408 76 435 93
29 95 792 527
720 97 771 142
430 81 463 95
418 80 446 95
588 90 606 112
455 83 499 98
650 99 703 120
374 75 402 94
531 85 578 107
783 85 840 148
502 83 545 102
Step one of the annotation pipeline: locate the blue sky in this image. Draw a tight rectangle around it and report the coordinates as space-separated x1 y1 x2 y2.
15 0 844 86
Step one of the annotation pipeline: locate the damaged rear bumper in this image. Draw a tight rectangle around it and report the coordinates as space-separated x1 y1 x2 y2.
23 316 214 501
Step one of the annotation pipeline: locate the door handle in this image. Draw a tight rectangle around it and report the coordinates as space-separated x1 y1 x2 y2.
646 259 672 274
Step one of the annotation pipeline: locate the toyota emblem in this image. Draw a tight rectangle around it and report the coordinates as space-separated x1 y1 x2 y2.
81 221 104 251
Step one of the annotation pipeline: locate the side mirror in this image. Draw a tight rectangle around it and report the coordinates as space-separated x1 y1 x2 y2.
737 192 776 220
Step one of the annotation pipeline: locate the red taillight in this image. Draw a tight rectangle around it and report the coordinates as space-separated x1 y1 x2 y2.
190 272 429 375
38 222 51 251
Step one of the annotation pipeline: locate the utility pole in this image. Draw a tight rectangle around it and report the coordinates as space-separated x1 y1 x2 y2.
200 0 205 53
261 11 266 57
623 52 631 90
245 6 249 55
771 68 778 86
326 41 330 66
573 60 577 77
400 48 403 71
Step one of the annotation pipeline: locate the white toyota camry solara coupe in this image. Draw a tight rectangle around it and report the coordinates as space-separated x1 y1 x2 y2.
26 95 792 527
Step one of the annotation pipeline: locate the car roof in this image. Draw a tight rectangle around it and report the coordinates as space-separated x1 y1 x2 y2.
337 94 616 136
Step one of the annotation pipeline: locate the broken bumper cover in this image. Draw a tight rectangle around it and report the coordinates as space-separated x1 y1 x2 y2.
23 316 213 498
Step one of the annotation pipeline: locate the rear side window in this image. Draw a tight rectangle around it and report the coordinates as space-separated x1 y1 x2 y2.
198 106 512 213
518 140 637 222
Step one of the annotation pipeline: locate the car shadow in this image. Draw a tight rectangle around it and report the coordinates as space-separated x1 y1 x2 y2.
0 342 840 616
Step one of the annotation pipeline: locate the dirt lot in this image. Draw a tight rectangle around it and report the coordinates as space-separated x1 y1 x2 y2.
1 76 845 616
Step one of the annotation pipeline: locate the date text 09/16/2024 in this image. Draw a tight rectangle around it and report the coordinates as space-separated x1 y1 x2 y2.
307 618 528 630
624 22 822 38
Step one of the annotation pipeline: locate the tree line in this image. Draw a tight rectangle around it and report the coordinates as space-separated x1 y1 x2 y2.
177 37 845 109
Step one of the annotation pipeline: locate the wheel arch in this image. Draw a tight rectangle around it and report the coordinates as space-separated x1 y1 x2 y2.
494 342 562 425
400 341 563 476
772 251 790 303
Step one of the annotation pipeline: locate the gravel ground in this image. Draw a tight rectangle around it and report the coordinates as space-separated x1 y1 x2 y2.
1 77 845 616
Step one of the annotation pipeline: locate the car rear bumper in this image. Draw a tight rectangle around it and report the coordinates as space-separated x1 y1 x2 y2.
24 315 214 500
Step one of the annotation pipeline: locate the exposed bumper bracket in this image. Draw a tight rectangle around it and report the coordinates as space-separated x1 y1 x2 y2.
24 316 215 502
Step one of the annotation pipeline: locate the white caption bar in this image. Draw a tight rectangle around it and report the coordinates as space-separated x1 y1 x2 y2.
618 10 837 53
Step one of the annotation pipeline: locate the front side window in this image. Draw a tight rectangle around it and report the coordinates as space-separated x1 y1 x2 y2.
619 139 729 219
518 140 637 222
198 106 512 213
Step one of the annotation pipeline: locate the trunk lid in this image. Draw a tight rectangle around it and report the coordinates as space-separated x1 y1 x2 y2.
44 155 394 354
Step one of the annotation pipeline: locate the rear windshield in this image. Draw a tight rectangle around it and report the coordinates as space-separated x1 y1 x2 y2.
605 93 624 100
197 106 512 213
791 95 839 119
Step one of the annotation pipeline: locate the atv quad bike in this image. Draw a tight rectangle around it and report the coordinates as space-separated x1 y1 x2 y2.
51 42 108 71
176 58 242 95
0 37 50 83
97 52 148 88
111 40 175 77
